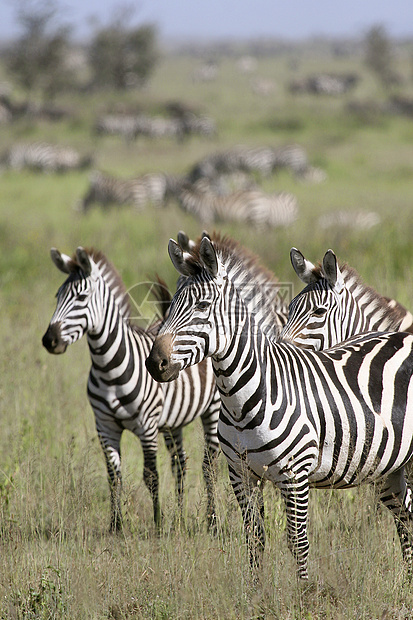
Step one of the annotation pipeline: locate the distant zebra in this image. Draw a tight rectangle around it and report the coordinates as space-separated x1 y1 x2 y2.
42 247 220 530
188 144 310 182
147 234 413 580
281 247 413 350
81 170 182 212
94 114 144 142
177 180 298 229
318 210 381 230
95 112 214 142
3 141 93 172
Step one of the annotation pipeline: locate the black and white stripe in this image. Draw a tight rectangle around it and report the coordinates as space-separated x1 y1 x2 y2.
188 144 309 182
177 180 298 229
281 248 413 350
4 141 93 172
81 170 181 212
147 235 413 580
42 247 220 530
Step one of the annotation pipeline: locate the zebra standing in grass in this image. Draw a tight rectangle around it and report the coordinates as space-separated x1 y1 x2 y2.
42 247 220 530
146 235 413 580
3 141 93 172
188 144 310 183
81 170 182 212
281 247 413 350
177 180 298 229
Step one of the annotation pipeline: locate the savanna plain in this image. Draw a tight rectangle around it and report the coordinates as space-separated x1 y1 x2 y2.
1 41 413 619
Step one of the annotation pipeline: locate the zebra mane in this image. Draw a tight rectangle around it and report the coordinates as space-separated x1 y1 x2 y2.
340 262 409 330
70 248 132 319
182 231 287 336
308 259 406 331
69 249 172 332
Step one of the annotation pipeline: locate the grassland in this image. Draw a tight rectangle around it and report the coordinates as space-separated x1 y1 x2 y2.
1 43 413 618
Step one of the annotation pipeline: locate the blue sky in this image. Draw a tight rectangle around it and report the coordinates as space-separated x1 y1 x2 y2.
0 0 412 42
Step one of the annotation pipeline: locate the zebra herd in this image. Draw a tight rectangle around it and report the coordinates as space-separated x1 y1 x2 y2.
1 140 327 229
77 142 325 228
43 231 413 583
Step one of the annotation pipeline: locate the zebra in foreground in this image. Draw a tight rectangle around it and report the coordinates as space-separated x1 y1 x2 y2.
281 247 413 350
146 234 413 579
42 247 220 530
81 170 182 212
177 179 298 229
3 141 93 172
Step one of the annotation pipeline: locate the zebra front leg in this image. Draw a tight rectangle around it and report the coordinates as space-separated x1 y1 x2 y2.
280 478 310 580
229 463 265 570
142 447 162 529
98 431 123 532
202 442 220 530
379 469 413 577
163 429 187 514
201 404 220 530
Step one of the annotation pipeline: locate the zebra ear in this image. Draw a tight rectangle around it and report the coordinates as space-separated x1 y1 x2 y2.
76 247 93 277
168 239 199 277
199 236 218 277
177 230 196 252
290 248 319 284
50 248 72 274
322 249 344 293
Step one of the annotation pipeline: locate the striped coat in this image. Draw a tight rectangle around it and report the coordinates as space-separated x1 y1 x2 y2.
146 235 413 580
42 247 220 530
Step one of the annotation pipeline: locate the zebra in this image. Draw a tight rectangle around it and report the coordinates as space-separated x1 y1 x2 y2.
317 210 381 230
81 171 182 212
42 247 220 531
3 141 93 173
177 180 298 229
281 247 413 350
146 234 413 580
175 231 289 339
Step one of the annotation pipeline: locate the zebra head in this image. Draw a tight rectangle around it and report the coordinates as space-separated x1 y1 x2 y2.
146 236 231 382
42 247 103 354
281 247 347 350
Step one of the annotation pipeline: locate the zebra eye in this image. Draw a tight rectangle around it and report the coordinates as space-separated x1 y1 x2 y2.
196 301 210 311
77 293 88 302
313 307 327 317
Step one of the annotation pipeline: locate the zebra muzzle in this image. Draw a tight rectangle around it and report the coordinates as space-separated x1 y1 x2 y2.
42 323 68 354
146 334 180 382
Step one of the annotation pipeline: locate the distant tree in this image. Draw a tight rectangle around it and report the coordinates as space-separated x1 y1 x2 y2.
88 7 158 90
5 0 74 103
364 25 396 89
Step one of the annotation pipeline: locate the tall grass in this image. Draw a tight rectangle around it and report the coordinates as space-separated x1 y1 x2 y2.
1 48 413 618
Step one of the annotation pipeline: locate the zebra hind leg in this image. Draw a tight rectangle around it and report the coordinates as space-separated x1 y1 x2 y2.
163 429 187 517
379 469 413 577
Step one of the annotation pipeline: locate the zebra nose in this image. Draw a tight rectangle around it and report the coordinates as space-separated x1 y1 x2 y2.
42 324 67 354
146 348 169 380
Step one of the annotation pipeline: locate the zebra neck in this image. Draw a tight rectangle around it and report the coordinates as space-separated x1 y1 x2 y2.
212 311 267 423
87 304 137 374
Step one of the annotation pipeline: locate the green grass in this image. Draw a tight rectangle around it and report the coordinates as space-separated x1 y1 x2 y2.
1 47 413 618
